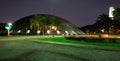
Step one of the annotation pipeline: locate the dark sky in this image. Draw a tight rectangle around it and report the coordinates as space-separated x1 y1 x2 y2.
0 0 120 27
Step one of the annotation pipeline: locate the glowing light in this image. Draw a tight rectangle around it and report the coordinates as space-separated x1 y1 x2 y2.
5 23 12 30
101 29 105 33
52 26 55 29
57 30 60 34
5 23 12 36
109 6 115 19
17 30 21 33
26 30 30 34
8 23 12 26
37 30 41 34
47 30 50 34
65 31 69 34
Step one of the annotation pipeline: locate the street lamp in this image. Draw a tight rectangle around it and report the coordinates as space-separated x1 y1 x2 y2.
5 23 12 36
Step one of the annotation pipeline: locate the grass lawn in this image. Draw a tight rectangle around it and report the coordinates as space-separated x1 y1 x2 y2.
37 36 120 47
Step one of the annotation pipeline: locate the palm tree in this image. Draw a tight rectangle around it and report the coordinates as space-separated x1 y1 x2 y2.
30 17 39 30
34 15 48 35
95 14 112 33
31 15 61 35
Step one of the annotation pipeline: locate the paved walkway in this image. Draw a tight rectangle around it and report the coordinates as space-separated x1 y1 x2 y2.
0 36 120 61
0 35 120 51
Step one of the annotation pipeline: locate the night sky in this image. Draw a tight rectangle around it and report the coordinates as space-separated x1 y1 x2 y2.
0 0 120 27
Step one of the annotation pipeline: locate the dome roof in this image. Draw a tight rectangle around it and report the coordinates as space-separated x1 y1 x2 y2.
13 14 84 35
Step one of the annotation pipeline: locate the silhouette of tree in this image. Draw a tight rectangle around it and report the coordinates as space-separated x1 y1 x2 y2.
80 14 112 34
33 15 46 35
0 23 6 31
113 8 120 33
113 8 120 21
95 14 112 33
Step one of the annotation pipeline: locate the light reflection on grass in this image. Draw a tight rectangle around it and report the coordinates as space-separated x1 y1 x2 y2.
38 36 120 47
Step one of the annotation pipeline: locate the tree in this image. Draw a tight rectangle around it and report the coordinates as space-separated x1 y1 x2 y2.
80 14 112 34
47 16 61 34
0 23 6 31
30 17 39 30
32 15 61 35
113 8 120 21
95 14 112 33
112 8 120 33
34 15 47 35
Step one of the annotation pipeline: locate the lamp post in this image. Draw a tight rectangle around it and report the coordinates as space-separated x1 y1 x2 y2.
5 23 12 36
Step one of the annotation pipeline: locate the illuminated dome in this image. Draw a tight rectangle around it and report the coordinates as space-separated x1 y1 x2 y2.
13 14 84 35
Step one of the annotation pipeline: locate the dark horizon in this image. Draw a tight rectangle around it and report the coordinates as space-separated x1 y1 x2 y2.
0 0 120 27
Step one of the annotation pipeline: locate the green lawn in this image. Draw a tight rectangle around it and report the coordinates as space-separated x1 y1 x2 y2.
38 36 120 47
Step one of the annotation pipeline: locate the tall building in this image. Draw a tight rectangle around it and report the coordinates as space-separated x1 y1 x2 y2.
109 6 115 20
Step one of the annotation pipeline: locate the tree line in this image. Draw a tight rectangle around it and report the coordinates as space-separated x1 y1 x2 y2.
80 8 120 34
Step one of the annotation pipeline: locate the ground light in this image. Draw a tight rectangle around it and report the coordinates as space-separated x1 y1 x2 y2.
47 30 50 34
26 30 30 34
17 30 21 33
37 30 41 35
57 30 60 34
